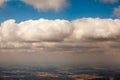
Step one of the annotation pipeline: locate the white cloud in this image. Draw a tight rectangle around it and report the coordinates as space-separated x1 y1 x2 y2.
70 18 120 41
114 6 120 18
100 0 119 3
21 0 68 11
1 18 120 42
0 19 72 41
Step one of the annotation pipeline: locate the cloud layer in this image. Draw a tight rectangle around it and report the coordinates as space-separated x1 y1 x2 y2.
22 0 68 11
1 18 120 42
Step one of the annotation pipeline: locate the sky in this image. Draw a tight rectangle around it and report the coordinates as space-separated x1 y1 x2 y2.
0 0 120 42
0 0 120 23
1 0 120 66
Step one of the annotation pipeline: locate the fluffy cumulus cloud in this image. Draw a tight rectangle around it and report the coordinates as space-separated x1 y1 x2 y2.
0 19 72 41
70 18 120 41
1 18 120 42
100 0 119 3
114 6 120 18
21 0 68 11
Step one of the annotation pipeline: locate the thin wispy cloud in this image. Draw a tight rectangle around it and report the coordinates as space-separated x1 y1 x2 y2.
100 0 119 3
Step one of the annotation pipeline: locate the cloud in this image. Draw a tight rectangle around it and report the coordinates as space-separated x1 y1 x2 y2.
114 6 120 18
0 19 72 41
70 18 120 41
1 18 120 42
21 0 68 11
0 0 7 7
99 0 119 3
